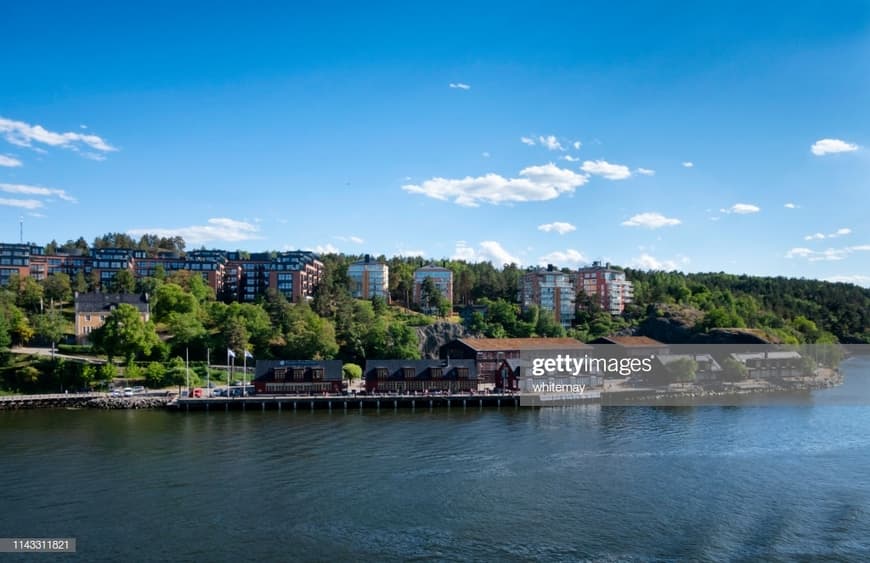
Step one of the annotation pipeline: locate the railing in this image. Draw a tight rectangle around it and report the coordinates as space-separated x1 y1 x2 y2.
0 392 105 402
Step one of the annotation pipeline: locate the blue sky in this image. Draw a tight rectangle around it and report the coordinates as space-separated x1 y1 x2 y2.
1 1 869 285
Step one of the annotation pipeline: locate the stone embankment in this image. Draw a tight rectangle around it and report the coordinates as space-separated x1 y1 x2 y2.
0 393 175 410
85 395 176 409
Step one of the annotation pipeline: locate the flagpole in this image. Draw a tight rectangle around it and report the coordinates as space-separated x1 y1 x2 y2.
206 348 210 396
185 347 189 392
243 351 247 397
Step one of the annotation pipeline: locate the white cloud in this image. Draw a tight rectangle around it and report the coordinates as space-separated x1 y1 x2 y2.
481 151 490 158
0 183 76 202
520 136 536 146
824 275 870 287
452 240 520 265
449 83 471 90
561 155 579 162
312 244 340 254
128 218 261 244
27 212 46 218
539 135 565 151
621 212 681 229
630 253 682 271
538 249 586 266
786 245 870 262
0 116 117 154
573 141 582 150
682 161 694 168
0 198 43 209
804 227 851 241
0 154 22 167
811 138 859 156
721 203 760 215
334 235 365 244
784 202 798 209
401 163 588 207
581 160 632 180
635 168 655 176
537 221 576 235
396 249 426 257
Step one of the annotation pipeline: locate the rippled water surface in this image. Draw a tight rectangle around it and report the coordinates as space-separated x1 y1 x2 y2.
2 357 870 561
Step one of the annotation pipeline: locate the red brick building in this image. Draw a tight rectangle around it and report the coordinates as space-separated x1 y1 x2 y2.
440 337 593 389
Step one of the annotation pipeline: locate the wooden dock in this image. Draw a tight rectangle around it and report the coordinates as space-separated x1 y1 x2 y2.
170 393 523 412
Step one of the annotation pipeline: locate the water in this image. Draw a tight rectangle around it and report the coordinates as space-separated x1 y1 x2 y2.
2 357 870 561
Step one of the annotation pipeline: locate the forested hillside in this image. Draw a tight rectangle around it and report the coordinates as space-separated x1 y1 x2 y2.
1 238 868 392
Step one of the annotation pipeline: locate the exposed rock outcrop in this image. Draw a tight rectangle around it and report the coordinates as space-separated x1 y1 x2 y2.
416 322 469 359
635 304 777 344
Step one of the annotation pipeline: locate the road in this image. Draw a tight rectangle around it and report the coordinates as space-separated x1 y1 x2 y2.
9 346 104 364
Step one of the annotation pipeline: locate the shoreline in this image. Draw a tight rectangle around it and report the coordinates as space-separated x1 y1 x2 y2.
0 373 846 411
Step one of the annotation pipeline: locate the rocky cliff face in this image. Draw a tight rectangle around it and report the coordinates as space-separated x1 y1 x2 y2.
637 304 703 343
636 304 776 344
416 322 469 359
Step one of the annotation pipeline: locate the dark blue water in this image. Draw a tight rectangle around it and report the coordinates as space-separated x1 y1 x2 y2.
2 357 870 561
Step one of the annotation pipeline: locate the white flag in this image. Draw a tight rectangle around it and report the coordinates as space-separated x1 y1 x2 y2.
227 348 236 359
244 350 254 359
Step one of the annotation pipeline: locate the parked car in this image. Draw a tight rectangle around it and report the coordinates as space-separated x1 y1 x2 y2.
123 387 134 397
132 386 145 394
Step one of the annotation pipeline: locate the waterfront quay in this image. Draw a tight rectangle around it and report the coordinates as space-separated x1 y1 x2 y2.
170 393 522 412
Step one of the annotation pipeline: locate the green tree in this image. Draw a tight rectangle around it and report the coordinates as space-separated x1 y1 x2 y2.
110 269 137 294
168 312 207 350
32 310 66 359
99 363 118 388
73 271 88 294
0 311 11 350
666 357 698 383
165 356 190 391
90 304 161 364
145 362 167 387
282 300 339 359
153 283 198 322
535 309 565 338
419 277 441 313
18 276 44 311
43 273 72 305
125 360 144 383
721 356 749 381
342 362 362 389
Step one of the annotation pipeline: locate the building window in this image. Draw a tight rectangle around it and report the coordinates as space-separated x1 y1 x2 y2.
376 368 389 380
430 368 442 379
274 368 286 381
311 368 324 381
456 368 469 379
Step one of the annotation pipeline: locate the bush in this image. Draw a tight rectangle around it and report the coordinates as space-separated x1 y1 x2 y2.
57 344 95 355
